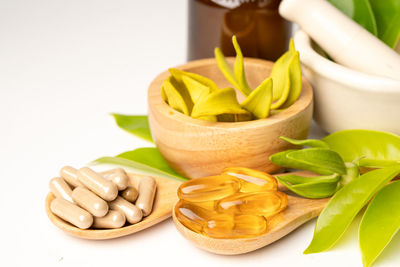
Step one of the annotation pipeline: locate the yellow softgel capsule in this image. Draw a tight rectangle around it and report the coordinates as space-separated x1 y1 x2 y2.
177 174 240 202
217 191 288 218
175 200 211 233
223 167 277 193
203 213 234 238
191 200 217 210
175 167 289 239
232 215 268 237
203 214 267 239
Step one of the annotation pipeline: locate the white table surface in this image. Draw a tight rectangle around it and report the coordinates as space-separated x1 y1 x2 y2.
1 1 399 266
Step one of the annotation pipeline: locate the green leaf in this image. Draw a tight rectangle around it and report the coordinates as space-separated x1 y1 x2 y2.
270 149 299 167
241 77 273 119
280 51 302 109
181 75 211 104
277 173 340 199
278 173 341 185
270 39 302 110
161 85 167 101
191 87 248 118
270 52 291 105
357 158 400 167
232 36 252 96
91 148 187 182
214 47 240 90
111 114 153 142
369 0 400 48
270 148 346 175
280 136 329 148
304 165 400 254
289 38 296 53
117 148 176 173
169 68 219 92
359 180 400 267
214 36 253 96
162 77 190 115
287 148 347 175
270 39 296 103
328 0 377 36
322 130 400 168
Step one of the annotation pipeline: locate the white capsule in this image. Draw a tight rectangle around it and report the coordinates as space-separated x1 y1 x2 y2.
92 210 126 229
136 176 157 216
49 177 74 203
109 196 143 224
77 167 118 201
60 166 82 188
50 198 93 229
72 186 109 217
104 168 129 191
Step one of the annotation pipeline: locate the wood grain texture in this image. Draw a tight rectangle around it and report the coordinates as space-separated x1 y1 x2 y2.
148 57 314 179
45 173 181 240
172 171 329 255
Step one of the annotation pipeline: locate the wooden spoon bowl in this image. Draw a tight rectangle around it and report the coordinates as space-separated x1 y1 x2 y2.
148 57 314 179
45 173 181 240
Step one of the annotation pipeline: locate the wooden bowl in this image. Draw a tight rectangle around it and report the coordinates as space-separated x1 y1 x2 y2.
148 58 313 179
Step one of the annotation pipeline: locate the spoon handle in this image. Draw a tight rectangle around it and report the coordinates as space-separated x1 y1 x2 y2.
279 0 400 81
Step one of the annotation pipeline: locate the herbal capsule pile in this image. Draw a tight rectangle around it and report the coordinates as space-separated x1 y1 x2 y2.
49 166 157 229
175 167 288 239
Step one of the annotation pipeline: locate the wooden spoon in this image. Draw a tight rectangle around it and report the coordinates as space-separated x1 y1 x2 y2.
46 170 328 246
172 171 330 255
45 173 182 240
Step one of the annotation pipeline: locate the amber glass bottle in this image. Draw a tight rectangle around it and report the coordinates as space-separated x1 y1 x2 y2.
188 0 292 61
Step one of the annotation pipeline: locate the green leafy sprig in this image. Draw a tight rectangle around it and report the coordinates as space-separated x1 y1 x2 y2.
270 130 400 267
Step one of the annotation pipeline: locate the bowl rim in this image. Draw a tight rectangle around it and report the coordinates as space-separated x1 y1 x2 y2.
294 30 400 93
148 57 313 129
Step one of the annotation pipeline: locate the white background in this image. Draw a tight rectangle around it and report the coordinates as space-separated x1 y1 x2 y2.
1 1 399 266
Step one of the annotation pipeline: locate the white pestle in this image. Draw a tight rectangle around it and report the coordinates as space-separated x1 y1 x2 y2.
279 0 400 81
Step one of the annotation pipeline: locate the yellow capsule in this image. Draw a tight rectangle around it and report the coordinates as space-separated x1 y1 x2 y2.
223 167 277 193
175 200 270 239
191 200 216 210
217 191 288 218
176 167 289 239
203 214 234 238
174 200 210 233
232 215 268 237
177 174 240 202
